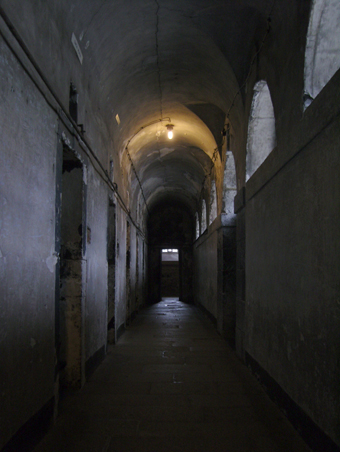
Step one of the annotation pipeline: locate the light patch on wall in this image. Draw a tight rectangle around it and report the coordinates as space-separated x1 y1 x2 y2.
30 338 36 348
46 253 58 273
146 150 158 158
83 166 88 185
71 33 83 64
116 114 121 125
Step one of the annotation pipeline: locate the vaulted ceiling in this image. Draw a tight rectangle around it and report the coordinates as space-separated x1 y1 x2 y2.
60 1 275 213
4 0 287 221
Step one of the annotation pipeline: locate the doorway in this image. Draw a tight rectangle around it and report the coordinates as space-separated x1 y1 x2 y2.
161 249 180 298
126 221 131 324
107 199 116 343
56 146 85 390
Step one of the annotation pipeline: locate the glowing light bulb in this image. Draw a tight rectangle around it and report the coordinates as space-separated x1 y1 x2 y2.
166 124 174 139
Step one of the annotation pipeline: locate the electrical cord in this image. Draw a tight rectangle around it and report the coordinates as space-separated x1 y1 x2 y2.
155 0 163 120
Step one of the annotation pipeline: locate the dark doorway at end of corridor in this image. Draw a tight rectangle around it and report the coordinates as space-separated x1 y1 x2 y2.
147 199 194 305
161 249 179 298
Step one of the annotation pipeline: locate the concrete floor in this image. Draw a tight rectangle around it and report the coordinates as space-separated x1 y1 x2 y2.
34 300 311 452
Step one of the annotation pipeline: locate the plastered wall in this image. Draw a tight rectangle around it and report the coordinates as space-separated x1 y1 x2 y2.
0 37 57 447
194 214 236 344
0 28 147 449
84 165 108 364
114 204 127 337
194 228 218 318
243 72 340 446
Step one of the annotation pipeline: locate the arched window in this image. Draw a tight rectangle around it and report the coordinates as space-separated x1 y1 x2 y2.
195 212 200 239
201 199 207 233
222 150 237 215
246 81 276 181
209 180 217 225
304 0 340 109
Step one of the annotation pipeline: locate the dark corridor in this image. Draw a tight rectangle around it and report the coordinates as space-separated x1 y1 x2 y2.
1 2 339 450
33 300 311 452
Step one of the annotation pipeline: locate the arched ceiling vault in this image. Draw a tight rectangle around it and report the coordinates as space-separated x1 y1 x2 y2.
65 0 271 223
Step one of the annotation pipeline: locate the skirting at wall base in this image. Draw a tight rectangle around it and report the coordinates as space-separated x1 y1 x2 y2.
2 345 107 452
116 322 126 342
85 345 106 380
196 302 217 326
245 352 340 452
1 398 54 452
126 310 137 327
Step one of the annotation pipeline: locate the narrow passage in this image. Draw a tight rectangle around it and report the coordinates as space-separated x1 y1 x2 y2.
34 300 311 452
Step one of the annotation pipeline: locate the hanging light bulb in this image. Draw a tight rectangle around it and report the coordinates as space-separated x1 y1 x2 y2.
166 124 174 139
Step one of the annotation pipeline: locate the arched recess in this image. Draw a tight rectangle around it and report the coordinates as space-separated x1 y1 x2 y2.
195 212 200 239
304 0 340 108
201 199 207 233
246 81 276 181
209 180 218 225
222 151 237 215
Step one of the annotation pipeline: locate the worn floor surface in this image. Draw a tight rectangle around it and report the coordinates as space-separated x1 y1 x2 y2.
34 299 311 452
